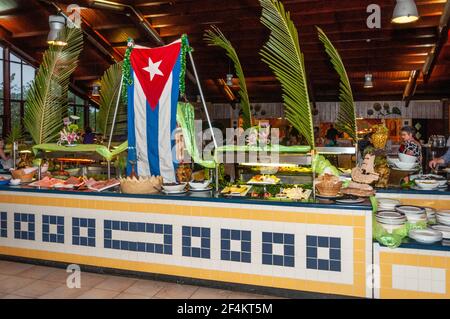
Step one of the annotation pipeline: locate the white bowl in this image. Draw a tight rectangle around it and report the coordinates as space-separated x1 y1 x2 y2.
415 180 440 190
399 153 417 163
162 182 187 192
386 157 397 165
409 229 442 244
9 179 21 186
395 161 418 170
189 180 211 190
395 205 425 215
430 225 450 239
377 222 405 233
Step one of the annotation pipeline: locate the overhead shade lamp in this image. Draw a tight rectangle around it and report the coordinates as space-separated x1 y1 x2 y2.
364 73 374 88
90 0 125 11
47 15 67 46
91 82 101 97
392 0 419 24
226 73 234 86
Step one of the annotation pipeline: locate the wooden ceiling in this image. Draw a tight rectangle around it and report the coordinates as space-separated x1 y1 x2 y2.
0 0 449 103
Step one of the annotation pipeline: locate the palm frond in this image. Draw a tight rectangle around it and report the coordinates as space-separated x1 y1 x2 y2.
6 123 24 145
97 62 127 139
24 27 84 145
204 26 252 130
317 27 357 142
259 0 315 148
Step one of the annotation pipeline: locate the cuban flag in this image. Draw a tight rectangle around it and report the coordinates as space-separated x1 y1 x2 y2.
127 39 182 182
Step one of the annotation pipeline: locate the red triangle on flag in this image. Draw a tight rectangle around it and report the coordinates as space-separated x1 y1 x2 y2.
131 40 182 110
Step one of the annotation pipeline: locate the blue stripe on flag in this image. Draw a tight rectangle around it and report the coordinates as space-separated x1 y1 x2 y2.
170 54 182 170
147 102 160 176
127 70 136 176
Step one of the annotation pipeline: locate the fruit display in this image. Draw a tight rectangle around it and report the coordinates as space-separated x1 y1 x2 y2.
280 186 312 200
221 185 252 196
248 175 280 184
371 124 389 149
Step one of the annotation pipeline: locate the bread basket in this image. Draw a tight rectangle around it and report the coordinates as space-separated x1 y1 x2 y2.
11 168 37 183
119 176 163 194
315 181 343 196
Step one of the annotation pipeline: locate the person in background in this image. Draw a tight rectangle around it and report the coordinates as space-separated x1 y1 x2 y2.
358 133 373 157
325 124 339 145
399 126 422 162
314 127 324 146
429 148 450 169
0 139 13 169
82 127 96 144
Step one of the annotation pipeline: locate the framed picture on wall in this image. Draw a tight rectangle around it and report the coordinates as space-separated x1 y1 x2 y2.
402 119 412 127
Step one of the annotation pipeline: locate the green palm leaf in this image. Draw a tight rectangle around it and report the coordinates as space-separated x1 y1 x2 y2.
259 0 314 148
317 27 357 142
24 27 83 145
97 62 127 139
204 26 252 130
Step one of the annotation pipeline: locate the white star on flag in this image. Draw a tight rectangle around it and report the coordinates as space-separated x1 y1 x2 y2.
143 57 164 81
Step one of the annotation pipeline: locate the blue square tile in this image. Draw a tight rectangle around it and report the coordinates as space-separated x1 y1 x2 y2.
129 222 137 232
262 254 272 265
29 215 35 222
146 223 155 233
330 237 341 248
43 215 49 223
306 258 318 269
80 219 87 227
182 246 190 257
306 235 317 247
57 225 64 234
201 228 210 238
72 226 79 236
318 259 329 270
221 239 230 250
262 232 272 243
21 231 27 239
273 233 283 244
230 251 240 262
284 256 295 267
182 226 190 236
201 238 210 248
120 241 129 250
330 260 341 272
112 221 120 230
155 244 164 254
43 224 49 233
284 234 294 245
155 224 163 234
57 216 64 225
129 242 137 251
201 249 210 259
88 238 95 247
113 240 120 249
284 244 295 256
146 243 155 253
14 230 20 238
182 236 191 247
50 215 56 224
262 243 272 254
164 225 172 234
14 221 20 230
164 245 172 255
137 223 145 232
307 246 317 258
138 242 145 252
88 219 95 228
88 228 95 237
1 230 6 237
242 231 251 241
164 234 172 244
28 223 35 231
80 237 88 246
57 235 64 243
231 230 240 240
43 233 49 242
192 227 200 237
29 233 35 241
241 252 251 263
241 241 251 252
221 250 230 261
330 248 341 260
120 221 128 231
72 218 79 226
221 229 230 239
104 239 112 248
273 255 284 266
191 247 201 258
318 236 329 248
21 214 27 222
50 234 56 242
1 212 6 219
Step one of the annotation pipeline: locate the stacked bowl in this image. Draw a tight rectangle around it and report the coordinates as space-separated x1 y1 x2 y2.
436 210 450 226
408 229 443 244
377 198 401 211
375 211 407 233
395 205 427 224
389 153 419 171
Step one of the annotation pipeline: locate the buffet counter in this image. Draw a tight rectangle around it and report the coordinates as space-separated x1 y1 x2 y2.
0 186 373 298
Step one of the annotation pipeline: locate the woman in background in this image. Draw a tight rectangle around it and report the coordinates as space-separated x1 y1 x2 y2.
399 126 422 162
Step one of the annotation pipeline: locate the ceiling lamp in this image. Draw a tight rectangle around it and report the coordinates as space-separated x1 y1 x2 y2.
364 74 374 88
90 0 125 11
226 73 233 86
47 15 67 46
91 82 101 97
392 0 419 24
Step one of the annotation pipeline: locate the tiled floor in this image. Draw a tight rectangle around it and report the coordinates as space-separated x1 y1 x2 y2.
0 260 281 299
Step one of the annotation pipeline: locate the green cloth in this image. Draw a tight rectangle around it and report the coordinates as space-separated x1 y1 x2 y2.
177 102 216 169
216 145 311 153
32 141 128 161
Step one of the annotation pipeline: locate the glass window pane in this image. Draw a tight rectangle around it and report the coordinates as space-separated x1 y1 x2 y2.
0 100 3 115
11 101 21 127
76 106 85 129
0 46 3 60
10 62 22 100
68 91 75 104
75 95 84 106
22 64 35 100
0 61 3 99
10 53 20 63
89 106 98 131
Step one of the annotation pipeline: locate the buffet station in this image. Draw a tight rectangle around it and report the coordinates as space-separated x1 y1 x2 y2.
0 0 449 299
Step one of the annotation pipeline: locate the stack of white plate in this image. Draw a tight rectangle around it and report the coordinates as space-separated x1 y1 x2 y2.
377 198 401 211
430 225 450 239
376 211 407 233
436 210 450 226
395 205 427 223
409 229 442 244
424 207 437 223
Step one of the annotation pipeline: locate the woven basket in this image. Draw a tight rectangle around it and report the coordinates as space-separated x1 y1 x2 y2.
11 169 36 183
120 177 163 194
316 181 343 196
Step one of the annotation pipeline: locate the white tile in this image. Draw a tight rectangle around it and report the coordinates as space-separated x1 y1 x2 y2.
418 279 431 293
49 224 58 234
79 227 88 238
317 247 329 260
230 239 241 252
431 280 446 294
272 243 284 255
191 236 201 248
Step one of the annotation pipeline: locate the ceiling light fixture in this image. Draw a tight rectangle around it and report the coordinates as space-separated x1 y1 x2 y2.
47 15 67 46
90 0 125 11
91 82 101 97
364 74 374 88
226 74 233 86
392 0 419 24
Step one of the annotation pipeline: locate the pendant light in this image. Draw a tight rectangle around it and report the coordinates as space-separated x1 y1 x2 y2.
392 0 419 24
91 82 101 97
47 15 67 46
364 39 374 89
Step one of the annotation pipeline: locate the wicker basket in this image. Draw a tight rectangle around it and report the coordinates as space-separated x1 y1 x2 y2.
119 176 163 194
315 181 343 196
11 169 37 183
